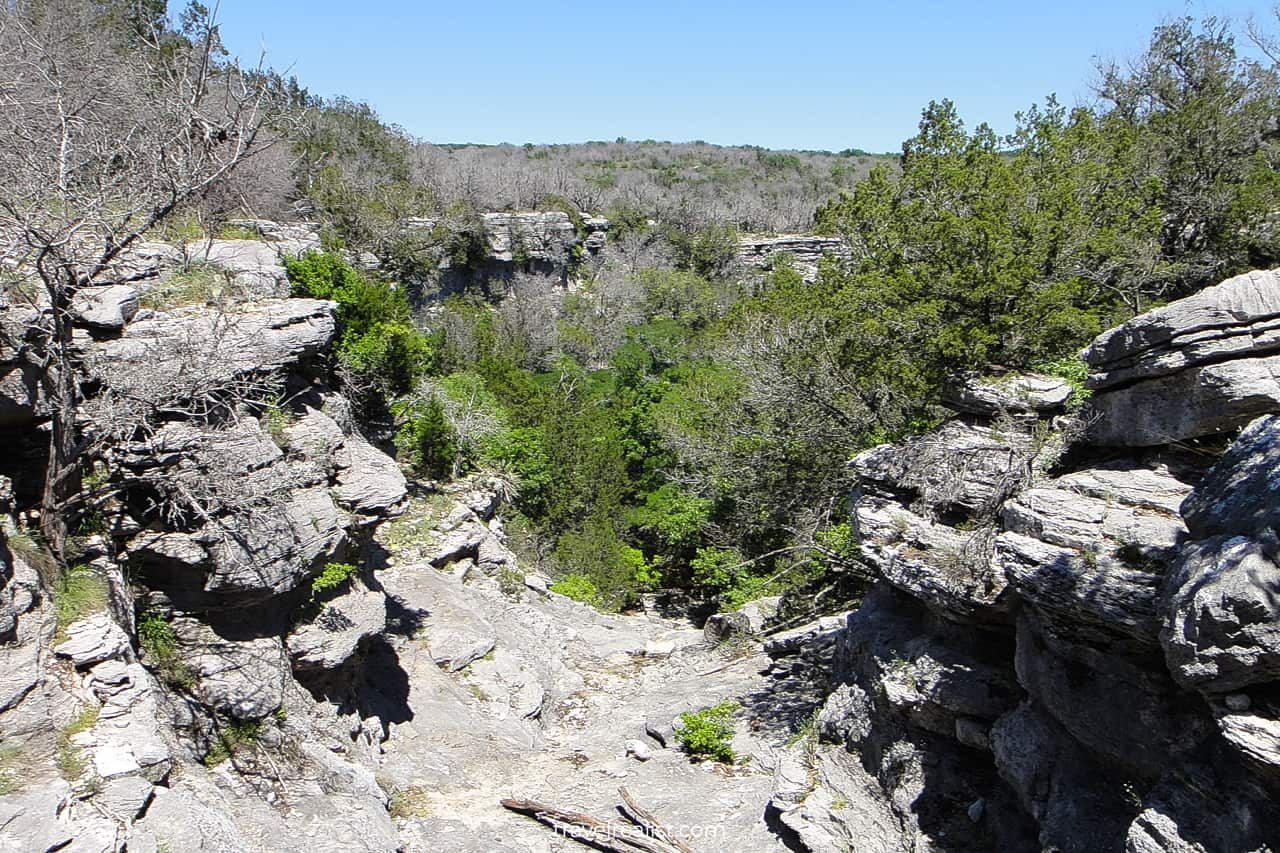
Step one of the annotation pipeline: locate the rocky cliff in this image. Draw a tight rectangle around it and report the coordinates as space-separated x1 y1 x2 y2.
766 269 1280 852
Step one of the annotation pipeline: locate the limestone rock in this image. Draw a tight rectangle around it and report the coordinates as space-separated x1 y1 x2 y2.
72 284 140 331
1087 355 1280 446
1085 267 1280 389
703 611 751 643
178 620 286 720
288 582 387 670
1216 712 1280 775
96 774 155 821
483 212 578 266
624 738 653 761
0 782 75 853
737 234 849 284
334 433 408 517
1180 414 1280 539
996 531 1164 649
1083 268 1280 445
1014 611 1211 777
942 372 1074 416
54 614 132 668
87 298 336 391
852 420 1032 519
1160 534 1280 693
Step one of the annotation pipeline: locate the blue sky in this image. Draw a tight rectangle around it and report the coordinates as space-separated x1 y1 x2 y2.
212 0 1271 152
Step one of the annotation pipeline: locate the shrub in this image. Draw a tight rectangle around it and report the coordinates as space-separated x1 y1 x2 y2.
286 251 431 399
393 396 458 478
548 573 600 606
675 700 739 763
311 562 358 599
142 263 226 309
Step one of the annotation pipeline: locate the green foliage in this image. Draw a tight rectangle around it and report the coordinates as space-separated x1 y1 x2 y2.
550 518 650 609
3 529 58 585
667 223 740 279
286 251 431 402
54 567 108 638
675 701 739 763
203 719 262 766
137 611 196 690
548 572 600 606
311 562 358 599
142 263 225 309
393 396 458 478
0 745 21 794
1034 354 1093 412
55 704 100 780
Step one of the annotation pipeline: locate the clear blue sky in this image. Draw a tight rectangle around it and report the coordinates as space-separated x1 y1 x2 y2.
212 0 1271 152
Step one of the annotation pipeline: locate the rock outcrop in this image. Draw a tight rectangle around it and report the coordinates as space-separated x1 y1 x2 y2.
1085 267 1280 446
737 234 849 283
775 268 1280 852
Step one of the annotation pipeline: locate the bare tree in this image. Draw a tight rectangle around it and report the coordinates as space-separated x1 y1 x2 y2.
0 0 281 562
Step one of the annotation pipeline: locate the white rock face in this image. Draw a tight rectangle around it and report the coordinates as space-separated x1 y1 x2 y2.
54 614 132 668
1084 267 1280 445
72 284 140 330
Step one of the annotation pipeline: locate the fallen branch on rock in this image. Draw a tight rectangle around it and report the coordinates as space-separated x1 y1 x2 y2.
500 787 695 853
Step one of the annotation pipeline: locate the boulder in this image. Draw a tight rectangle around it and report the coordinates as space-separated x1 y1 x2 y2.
990 702 1133 853
288 582 387 670
1084 268 1280 445
334 434 408 517
942 372 1074 416
1160 534 1280 693
71 284 139 331
1180 414 1280 539
1216 712 1280 775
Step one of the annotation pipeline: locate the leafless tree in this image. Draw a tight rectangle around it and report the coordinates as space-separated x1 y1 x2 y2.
0 0 283 562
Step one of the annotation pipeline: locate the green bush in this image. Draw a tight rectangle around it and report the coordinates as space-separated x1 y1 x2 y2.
675 701 739 763
311 562 358 599
548 573 600 606
286 251 431 399
393 396 458 478
203 718 262 766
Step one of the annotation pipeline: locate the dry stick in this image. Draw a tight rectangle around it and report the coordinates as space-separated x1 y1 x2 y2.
499 798 684 853
617 787 696 853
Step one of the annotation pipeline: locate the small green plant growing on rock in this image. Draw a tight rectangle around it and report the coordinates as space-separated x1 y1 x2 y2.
203 719 262 766
311 562 358 600
54 566 109 640
0 744 25 794
55 704 100 780
137 611 196 690
675 700 739 763
388 785 433 819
